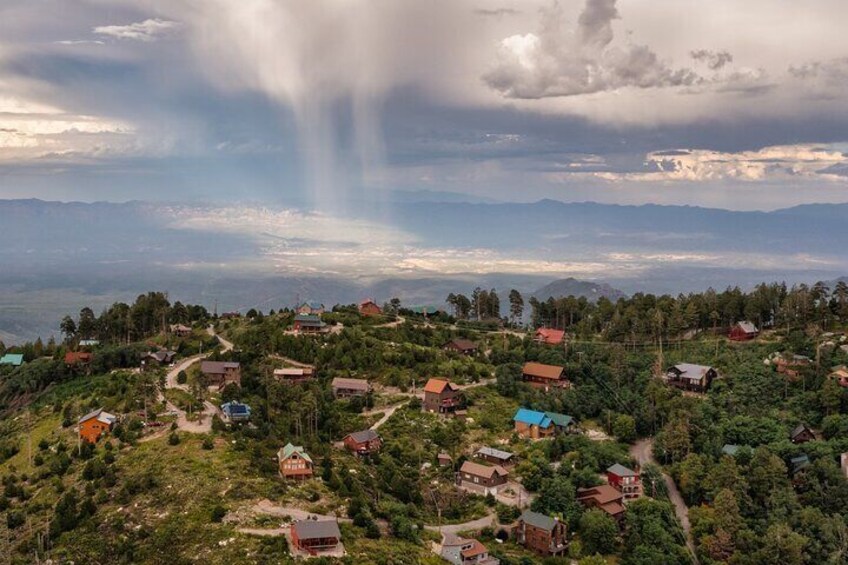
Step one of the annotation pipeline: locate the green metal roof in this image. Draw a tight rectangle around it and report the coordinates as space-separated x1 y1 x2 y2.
279 442 312 463
0 354 24 366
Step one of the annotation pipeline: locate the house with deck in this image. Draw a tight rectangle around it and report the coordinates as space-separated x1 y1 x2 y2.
423 378 463 414
221 401 251 423
78 409 117 443
344 429 382 456
521 362 569 390
777 354 811 378
200 361 241 388
513 408 574 439
664 363 717 393
291 519 341 555
606 463 642 501
534 328 565 345
0 353 24 367
456 461 509 495
170 323 192 337
278 443 314 480
443 338 478 356
274 367 315 385
331 377 370 398
293 314 327 334
513 510 568 556
141 349 176 370
577 485 626 523
729 321 759 341
475 446 515 467
440 533 500 565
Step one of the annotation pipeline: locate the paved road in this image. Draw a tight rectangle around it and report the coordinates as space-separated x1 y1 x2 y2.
631 438 698 563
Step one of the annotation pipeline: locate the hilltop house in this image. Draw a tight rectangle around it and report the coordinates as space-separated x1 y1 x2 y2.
170 323 192 337
297 301 325 316
291 519 341 555
577 485 626 523
293 314 327 334
475 446 515 467
423 378 463 414
729 321 759 341
221 401 251 423
513 408 574 439
440 533 500 565
534 328 565 346
274 367 315 385
358 299 382 317
513 510 568 556
664 363 718 393
200 361 241 388
0 353 24 367
443 338 478 356
521 362 569 391
344 429 382 456
790 424 816 444
278 443 314 480
607 464 642 501
456 461 509 495
78 409 117 443
141 349 176 370
331 377 370 398
829 365 848 388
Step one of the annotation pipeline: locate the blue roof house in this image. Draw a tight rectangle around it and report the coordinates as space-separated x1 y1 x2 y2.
221 401 252 423
514 408 574 439
0 354 24 367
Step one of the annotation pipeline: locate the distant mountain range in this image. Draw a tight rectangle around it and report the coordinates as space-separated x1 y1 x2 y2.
0 198 845 342
532 278 627 302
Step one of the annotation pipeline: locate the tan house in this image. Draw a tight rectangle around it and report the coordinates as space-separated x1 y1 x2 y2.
274 367 315 385
331 377 371 398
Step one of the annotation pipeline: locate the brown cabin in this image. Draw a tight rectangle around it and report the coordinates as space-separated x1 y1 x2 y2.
577 485 626 523
331 377 370 398
78 409 117 444
664 363 717 393
790 424 816 444
534 328 565 345
514 510 568 556
344 429 382 456
521 362 569 391
273 367 315 385
423 378 463 414
359 299 382 317
200 361 241 388
729 321 759 341
291 520 341 555
278 443 314 480
456 461 509 495
443 338 478 356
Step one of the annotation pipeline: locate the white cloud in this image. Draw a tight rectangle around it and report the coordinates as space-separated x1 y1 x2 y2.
93 18 181 42
591 144 848 183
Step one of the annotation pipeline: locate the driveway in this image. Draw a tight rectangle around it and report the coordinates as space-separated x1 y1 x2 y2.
424 512 495 535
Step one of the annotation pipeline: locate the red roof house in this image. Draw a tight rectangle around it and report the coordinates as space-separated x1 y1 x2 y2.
729 321 759 341
359 299 382 317
534 328 565 345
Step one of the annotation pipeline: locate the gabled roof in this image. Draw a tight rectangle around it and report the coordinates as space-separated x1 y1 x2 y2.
347 429 380 444
146 350 176 363
299 301 324 310
201 360 240 373
535 328 565 344
294 314 326 327
791 423 814 439
669 363 715 380
513 408 551 428
221 401 251 416
423 378 458 394
476 446 514 461
459 460 508 479
790 454 810 474
522 362 565 380
577 484 623 505
292 519 340 540
0 353 24 366
735 321 758 333
607 463 637 477
278 442 313 463
79 408 117 426
331 377 370 391
460 539 489 559
445 338 477 351
518 509 558 532
545 412 573 428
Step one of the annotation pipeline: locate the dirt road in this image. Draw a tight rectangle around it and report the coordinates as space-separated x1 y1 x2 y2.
631 438 698 563
424 512 496 535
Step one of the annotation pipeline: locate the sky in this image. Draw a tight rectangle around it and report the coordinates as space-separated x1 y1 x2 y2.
1 0 848 210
